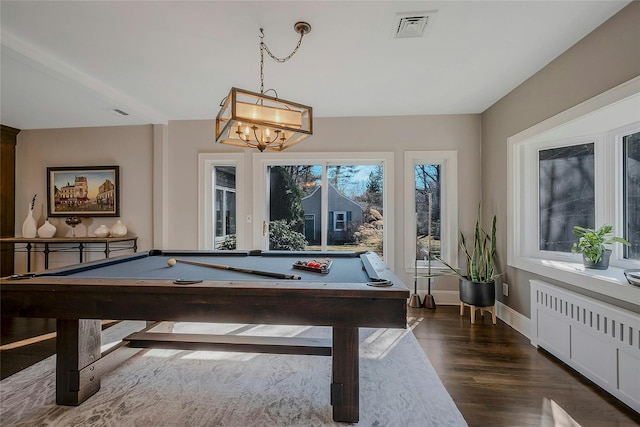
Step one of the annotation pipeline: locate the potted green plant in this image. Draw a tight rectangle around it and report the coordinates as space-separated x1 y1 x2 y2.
571 225 630 270
438 205 501 308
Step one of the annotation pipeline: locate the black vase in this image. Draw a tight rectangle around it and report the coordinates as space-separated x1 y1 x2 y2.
583 249 612 270
459 278 495 307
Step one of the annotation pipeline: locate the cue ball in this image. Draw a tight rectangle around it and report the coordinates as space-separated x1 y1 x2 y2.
167 258 177 267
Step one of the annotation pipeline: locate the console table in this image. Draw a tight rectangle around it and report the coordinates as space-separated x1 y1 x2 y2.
0 236 138 272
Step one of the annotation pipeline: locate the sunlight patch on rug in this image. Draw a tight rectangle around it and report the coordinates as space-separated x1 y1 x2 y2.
1 320 468 426
361 327 407 360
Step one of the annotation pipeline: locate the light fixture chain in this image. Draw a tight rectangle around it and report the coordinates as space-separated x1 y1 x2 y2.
258 29 306 95
260 31 305 63
260 42 265 94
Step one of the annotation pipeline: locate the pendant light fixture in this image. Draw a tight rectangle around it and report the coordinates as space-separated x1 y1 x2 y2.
215 22 313 152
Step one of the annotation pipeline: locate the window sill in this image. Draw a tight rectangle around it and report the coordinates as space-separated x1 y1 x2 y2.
511 256 640 308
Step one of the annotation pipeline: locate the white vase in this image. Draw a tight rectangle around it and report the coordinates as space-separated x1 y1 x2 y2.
37 219 56 238
109 220 127 237
94 224 110 238
22 205 37 238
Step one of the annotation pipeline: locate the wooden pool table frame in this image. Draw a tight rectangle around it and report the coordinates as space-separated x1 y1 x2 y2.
1 250 409 423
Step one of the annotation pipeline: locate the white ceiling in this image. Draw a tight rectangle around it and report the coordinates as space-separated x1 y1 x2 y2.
0 1 631 130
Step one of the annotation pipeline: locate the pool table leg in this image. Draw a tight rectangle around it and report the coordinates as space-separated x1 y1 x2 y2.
56 319 102 405
331 326 359 423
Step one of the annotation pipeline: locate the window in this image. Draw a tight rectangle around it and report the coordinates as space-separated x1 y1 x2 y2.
267 163 321 251
538 143 595 252
198 153 244 250
333 211 347 231
623 131 640 260
253 152 393 263
415 164 441 260
514 128 639 265
404 151 458 270
214 166 237 249
266 163 383 253
508 80 640 301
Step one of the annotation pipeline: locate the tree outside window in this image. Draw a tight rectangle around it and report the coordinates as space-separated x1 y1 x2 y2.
624 132 640 260
538 143 595 253
415 164 441 261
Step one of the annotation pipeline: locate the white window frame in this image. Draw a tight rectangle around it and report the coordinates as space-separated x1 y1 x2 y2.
214 184 237 245
403 150 458 272
508 76 640 303
198 153 245 250
252 152 394 266
616 122 640 261
333 211 346 231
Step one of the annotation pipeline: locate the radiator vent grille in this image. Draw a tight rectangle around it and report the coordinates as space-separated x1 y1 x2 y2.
535 287 638 350
531 280 640 411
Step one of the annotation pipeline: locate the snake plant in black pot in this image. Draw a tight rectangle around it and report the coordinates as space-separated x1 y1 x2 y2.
438 205 501 307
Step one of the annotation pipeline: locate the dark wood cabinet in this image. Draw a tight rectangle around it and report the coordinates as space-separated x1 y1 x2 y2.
1 125 20 277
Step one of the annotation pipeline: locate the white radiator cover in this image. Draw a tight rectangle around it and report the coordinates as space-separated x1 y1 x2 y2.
530 280 640 413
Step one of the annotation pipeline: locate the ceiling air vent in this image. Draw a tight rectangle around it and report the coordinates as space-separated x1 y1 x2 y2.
393 11 437 39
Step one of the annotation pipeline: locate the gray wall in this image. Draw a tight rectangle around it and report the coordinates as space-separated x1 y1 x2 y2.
481 1 640 316
14 125 154 270
15 114 481 303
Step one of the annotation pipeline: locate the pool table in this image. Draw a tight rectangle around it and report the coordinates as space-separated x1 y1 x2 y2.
1 249 409 423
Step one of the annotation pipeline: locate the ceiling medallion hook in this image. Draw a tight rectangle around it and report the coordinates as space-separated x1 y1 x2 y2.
294 21 311 36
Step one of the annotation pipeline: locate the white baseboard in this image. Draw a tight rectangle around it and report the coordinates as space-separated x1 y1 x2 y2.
415 292 532 341
416 290 461 306
496 301 531 341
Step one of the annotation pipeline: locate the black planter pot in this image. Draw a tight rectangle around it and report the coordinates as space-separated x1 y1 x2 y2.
459 278 495 307
582 249 612 270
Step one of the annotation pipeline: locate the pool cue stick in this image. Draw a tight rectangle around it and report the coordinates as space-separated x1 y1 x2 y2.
408 212 422 308
170 258 301 280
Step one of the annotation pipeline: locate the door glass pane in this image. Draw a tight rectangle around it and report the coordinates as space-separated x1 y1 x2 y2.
266 163 384 256
268 165 321 251
415 164 441 261
539 143 595 252
226 191 236 235
624 132 640 260
215 189 223 237
213 166 236 250
325 164 383 256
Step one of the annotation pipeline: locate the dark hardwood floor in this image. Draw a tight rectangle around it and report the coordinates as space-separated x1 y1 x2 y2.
409 305 640 427
1 317 57 379
2 307 639 426
1 318 115 380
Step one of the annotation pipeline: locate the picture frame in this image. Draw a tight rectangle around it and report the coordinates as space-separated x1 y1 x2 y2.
47 166 120 217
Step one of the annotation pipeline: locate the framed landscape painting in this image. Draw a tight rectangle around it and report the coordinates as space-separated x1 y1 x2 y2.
47 166 120 217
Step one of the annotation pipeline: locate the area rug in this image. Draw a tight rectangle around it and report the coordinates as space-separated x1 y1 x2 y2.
1 321 467 426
